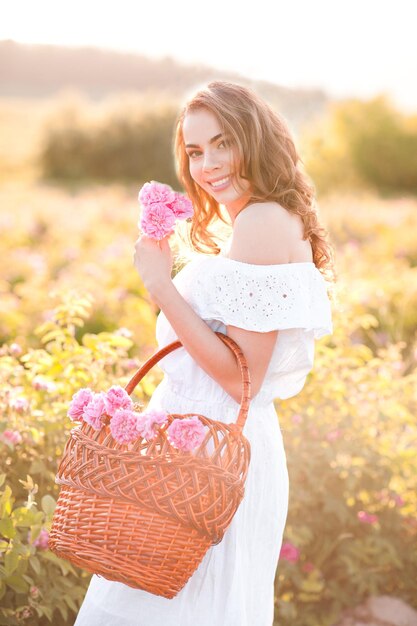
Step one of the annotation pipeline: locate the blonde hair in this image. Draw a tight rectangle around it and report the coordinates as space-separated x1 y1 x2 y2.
173 80 336 283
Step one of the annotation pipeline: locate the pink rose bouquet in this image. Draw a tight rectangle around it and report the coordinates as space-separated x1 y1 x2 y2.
67 385 207 452
138 180 194 240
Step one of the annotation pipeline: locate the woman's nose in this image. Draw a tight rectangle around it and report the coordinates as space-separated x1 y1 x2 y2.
202 152 220 172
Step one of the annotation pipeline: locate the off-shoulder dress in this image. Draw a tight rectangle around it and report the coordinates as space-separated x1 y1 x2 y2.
74 251 333 626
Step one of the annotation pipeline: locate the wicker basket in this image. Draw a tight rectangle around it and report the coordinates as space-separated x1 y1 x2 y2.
48 332 251 599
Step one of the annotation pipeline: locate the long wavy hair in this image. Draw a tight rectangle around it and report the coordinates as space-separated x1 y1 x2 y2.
173 80 336 284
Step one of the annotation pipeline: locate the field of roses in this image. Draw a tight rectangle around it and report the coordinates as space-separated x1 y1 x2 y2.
1 180 416 626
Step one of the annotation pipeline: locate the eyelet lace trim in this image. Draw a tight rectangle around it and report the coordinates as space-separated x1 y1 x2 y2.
181 257 332 337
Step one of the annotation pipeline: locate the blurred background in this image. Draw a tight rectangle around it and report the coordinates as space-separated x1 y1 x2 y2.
1 1 417 625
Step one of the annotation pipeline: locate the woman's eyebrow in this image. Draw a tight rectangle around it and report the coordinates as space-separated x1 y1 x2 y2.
185 133 223 149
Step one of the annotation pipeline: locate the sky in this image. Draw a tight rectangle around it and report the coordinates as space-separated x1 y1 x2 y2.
2 0 417 113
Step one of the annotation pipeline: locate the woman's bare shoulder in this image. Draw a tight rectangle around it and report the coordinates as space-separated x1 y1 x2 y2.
229 201 312 264
238 200 299 224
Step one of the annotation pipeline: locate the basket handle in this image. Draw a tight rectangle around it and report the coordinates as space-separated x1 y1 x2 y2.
124 332 251 432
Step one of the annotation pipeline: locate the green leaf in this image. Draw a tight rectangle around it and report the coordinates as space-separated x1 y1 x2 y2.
28 427 41 444
20 576 33 590
61 559 78 576
41 330 65 344
13 507 38 527
30 556 41 575
15 542 30 559
0 485 13 517
41 495 56 516
57 603 69 621
4 573 29 593
98 332 133 348
39 605 53 622
65 595 78 612
41 550 77 575
4 551 20 577
81 334 98 349
0 518 15 539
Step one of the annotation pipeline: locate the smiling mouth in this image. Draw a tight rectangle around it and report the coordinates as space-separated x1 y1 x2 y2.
209 176 231 189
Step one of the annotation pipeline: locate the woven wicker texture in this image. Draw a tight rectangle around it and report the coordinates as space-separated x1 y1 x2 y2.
49 332 252 599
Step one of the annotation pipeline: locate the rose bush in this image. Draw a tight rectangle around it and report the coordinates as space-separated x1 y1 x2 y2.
274 295 417 625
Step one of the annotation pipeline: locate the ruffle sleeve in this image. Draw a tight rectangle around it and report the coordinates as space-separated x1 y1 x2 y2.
187 257 333 339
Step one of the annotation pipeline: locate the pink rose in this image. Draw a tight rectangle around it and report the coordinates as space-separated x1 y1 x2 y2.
357 510 378 525
136 409 169 441
105 385 133 417
29 585 40 599
83 392 108 430
124 358 140 370
392 493 404 507
171 194 194 219
140 202 177 240
17 607 32 620
33 376 57 392
9 397 29 413
1 429 22 446
9 343 23 356
31 528 49 550
302 561 315 573
166 416 206 452
33 376 48 391
110 408 140 444
138 181 177 207
326 429 342 442
67 388 94 422
279 541 300 563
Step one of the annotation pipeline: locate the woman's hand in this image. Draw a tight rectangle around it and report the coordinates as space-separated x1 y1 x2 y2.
133 234 173 297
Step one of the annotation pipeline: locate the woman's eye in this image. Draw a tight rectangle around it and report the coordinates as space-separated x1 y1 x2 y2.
187 140 228 159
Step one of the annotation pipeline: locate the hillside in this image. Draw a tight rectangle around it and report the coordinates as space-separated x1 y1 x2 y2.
0 39 329 129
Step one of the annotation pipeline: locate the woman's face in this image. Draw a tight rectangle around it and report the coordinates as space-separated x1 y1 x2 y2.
182 108 252 215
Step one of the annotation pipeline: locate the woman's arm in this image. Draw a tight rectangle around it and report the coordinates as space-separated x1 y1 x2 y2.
150 281 247 404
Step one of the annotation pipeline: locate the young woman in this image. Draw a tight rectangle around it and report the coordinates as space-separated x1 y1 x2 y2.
74 80 334 626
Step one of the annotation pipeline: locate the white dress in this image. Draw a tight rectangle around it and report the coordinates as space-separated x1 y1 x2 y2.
74 252 333 626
